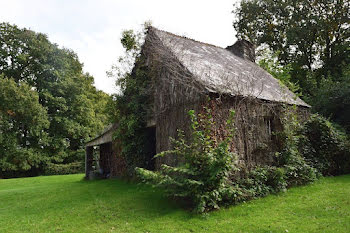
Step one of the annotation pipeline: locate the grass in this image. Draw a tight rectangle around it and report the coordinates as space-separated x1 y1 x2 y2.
0 174 349 233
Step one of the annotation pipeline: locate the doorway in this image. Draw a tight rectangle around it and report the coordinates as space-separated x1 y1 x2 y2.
144 126 156 170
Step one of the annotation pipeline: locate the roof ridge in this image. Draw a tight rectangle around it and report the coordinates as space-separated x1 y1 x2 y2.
148 26 227 51
148 26 257 66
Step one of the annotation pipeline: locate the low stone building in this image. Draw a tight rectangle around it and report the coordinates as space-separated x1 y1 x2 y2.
85 27 309 179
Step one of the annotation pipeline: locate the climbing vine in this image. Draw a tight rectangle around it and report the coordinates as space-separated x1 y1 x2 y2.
108 23 154 176
135 106 344 213
136 108 240 213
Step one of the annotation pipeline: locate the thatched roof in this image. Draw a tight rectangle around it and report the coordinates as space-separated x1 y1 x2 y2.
148 27 309 107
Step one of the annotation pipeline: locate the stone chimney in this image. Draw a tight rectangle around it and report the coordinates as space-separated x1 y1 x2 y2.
226 40 255 62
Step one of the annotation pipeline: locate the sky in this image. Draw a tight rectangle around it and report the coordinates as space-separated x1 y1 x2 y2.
0 0 240 94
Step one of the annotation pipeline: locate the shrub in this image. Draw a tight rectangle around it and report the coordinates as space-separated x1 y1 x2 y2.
283 155 317 186
275 108 317 186
299 114 350 175
136 108 241 213
44 162 84 175
239 166 287 198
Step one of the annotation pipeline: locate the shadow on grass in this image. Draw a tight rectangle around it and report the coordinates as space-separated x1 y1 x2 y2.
73 177 190 218
72 174 350 223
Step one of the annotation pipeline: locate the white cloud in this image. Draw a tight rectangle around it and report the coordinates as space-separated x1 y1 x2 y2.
0 0 240 94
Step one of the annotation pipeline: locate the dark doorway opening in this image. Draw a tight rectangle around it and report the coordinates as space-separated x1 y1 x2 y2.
144 126 156 170
99 142 112 178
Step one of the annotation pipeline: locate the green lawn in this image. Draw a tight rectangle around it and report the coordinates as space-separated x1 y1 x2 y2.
1 174 349 233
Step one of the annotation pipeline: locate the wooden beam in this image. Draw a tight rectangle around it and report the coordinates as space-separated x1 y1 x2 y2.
86 130 114 147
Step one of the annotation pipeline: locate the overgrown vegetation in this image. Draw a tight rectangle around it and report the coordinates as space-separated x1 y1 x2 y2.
136 108 239 213
104 12 350 213
257 48 300 95
112 60 153 176
299 115 350 176
238 166 287 198
136 106 350 213
275 109 318 186
108 23 154 176
237 109 318 200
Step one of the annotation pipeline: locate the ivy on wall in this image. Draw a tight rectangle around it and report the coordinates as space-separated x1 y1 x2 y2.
108 24 155 177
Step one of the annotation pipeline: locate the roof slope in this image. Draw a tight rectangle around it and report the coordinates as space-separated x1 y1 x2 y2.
86 123 118 147
149 27 309 107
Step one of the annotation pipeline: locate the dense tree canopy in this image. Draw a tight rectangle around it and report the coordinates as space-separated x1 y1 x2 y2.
234 0 350 96
0 76 49 177
311 66 350 132
0 23 110 177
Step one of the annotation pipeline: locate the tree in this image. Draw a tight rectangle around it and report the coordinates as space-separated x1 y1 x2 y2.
310 65 350 133
0 23 110 176
0 76 49 177
257 47 300 94
234 0 350 96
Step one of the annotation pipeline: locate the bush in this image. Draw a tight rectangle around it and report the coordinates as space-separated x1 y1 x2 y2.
136 108 241 213
299 115 350 175
272 108 317 186
44 162 84 175
283 155 317 186
239 166 287 198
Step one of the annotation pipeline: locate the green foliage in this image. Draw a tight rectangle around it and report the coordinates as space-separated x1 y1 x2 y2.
240 166 287 198
309 66 350 133
251 111 350 191
0 23 110 177
0 76 49 177
239 110 320 199
113 60 153 176
240 109 321 197
136 109 240 213
120 30 140 52
275 108 317 186
299 114 350 176
234 0 350 142
44 162 84 175
108 23 154 176
107 22 151 80
258 48 300 94
234 0 350 96
136 107 340 212
283 156 318 186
